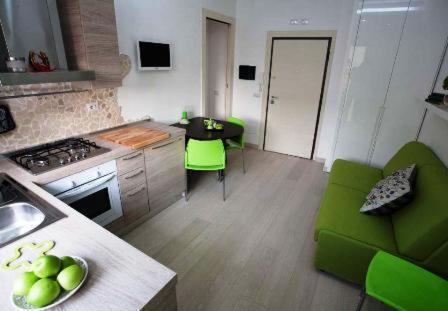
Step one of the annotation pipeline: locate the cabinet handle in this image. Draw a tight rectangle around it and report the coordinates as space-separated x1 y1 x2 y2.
127 186 146 197
122 152 142 161
124 169 145 180
152 137 182 149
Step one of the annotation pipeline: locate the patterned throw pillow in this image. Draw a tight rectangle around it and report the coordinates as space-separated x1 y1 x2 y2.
360 164 416 215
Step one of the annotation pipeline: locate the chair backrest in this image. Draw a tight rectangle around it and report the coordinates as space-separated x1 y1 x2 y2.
227 116 245 147
385 142 448 261
185 139 225 168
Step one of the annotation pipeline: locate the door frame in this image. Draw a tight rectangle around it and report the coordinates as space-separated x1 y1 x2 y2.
258 30 336 159
201 8 235 119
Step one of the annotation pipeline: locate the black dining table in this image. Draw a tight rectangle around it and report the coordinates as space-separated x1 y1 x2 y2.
171 117 243 141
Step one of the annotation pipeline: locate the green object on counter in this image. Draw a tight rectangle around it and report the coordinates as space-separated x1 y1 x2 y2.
182 111 188 120
1 240 55 271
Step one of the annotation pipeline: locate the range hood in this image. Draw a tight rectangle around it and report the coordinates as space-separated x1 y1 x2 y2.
0 70 95 87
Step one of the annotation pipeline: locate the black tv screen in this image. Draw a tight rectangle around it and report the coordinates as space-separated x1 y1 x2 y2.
138 41 171 70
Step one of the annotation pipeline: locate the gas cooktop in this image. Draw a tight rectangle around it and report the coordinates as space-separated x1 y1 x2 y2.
8 138 110 175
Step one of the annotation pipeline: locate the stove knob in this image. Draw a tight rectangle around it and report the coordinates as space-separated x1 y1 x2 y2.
74 154 80 160
81 152 87 158
59 158 66 165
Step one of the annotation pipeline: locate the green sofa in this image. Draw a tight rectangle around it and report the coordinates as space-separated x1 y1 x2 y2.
314 141 448 285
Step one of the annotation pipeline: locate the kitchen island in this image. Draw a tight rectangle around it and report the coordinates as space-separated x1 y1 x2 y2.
0 120 183 311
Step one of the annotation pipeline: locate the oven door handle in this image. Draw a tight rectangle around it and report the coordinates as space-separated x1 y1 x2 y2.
56 173 117 200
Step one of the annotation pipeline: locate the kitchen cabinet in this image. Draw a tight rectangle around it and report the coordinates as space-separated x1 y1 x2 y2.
107 151 150 234
121 182 150 225
145 137 185 218
118 167 146 194
333 0 408 164
118 165 149 225
369 0 448 166
106 134 186 235
332 0 448 169
116 150 145 175
57 0 122 89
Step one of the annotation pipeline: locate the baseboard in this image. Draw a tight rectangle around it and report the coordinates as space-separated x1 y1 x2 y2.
313 157 325 163
245 142 259 149
111 213 152 237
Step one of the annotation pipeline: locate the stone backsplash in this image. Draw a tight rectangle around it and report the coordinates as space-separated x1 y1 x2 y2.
0 88 126 154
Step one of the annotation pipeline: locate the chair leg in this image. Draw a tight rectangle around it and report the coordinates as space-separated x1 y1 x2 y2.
184 169 189 202
222 169 226 201
241 148 246 174
356 286 366 311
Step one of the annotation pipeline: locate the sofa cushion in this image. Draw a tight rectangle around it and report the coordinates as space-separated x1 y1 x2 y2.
329 159 383 193
360 164 416 215
315 184 397 252
392 166 448 261
383 141 445 177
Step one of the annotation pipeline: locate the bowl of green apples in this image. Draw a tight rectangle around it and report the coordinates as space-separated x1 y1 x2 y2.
11 255 88 310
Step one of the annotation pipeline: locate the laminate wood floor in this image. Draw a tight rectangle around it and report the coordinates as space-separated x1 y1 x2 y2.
123 148 388 311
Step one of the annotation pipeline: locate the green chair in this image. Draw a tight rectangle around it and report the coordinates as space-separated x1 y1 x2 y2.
226 116 246 173
356 251 448 311
185 139 226 201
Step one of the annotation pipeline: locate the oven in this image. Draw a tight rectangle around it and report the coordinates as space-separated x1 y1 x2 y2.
42 161 123 226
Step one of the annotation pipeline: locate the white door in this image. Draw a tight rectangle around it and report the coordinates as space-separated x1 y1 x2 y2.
264 38 330 158
206 18 229 120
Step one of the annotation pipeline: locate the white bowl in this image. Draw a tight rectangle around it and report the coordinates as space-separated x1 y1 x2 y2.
11 256 88 310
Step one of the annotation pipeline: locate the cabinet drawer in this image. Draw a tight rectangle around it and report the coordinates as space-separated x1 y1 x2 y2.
116 150 145 175
145 137 185 217
119 167 146 194
121 183 149 224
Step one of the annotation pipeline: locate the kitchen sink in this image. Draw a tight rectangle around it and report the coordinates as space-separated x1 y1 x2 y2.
0 203 46 246
0 174 66 248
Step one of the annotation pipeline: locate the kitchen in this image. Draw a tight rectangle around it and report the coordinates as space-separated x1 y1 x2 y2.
0 0 181 310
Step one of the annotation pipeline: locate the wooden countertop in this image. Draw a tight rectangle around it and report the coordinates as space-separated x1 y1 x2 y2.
0 120 185 310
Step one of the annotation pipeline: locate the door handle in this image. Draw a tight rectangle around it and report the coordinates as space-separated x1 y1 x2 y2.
124 169 145 180
152 137 182 149
122 152 142 161
56 173 116 200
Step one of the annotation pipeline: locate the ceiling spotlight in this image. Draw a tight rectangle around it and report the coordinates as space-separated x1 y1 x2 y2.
300 18 310 25
290 19 299 25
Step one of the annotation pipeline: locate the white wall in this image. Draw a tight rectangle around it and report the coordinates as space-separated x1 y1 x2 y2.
114 0 236 123
231 0 357 160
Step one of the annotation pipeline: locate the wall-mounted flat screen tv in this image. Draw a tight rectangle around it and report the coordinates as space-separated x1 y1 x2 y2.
137 41 172 71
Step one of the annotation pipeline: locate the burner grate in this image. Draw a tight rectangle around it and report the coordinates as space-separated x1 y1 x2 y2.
8 138 108 175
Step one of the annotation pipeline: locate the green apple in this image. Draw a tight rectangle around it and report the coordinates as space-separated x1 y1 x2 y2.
57 264 84 291
26 278 61 307
60 256 77 270
12 272 40 296
32 255 61 278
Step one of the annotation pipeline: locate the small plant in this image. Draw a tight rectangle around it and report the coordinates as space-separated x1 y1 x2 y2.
444 76 448 90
